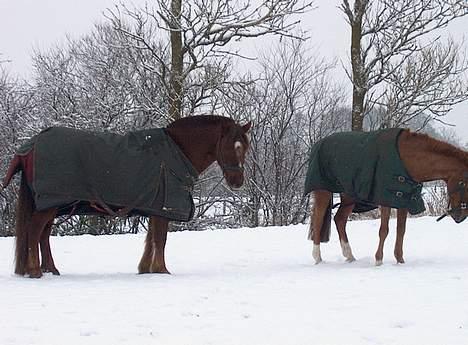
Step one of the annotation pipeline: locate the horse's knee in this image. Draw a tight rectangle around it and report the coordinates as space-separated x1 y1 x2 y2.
378 225 389 239
333 214 343 227
333 209 348 226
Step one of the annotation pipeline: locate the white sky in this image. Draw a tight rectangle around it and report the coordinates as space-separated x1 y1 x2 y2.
0 0 466 140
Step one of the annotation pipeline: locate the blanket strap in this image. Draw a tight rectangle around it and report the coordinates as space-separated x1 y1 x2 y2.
91 196 137 217
90 200 116 216
54 202 79 227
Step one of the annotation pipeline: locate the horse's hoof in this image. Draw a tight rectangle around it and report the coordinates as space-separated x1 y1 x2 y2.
312 244 322 264
375 260 383 266
14 269 26 276
396 258 405 264
138 263 151 274
42 267 60 275
151 266 171 274
28 270 43 278
341 241 355 262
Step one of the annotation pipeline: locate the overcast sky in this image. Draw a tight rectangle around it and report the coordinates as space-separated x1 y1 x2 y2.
0 0 466 139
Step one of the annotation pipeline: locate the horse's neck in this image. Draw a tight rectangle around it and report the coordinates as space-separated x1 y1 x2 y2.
399 131 468 182
166 125 219 174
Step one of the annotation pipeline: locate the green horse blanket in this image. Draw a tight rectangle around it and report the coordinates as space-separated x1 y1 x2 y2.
17 127 199 221
304 128 425 215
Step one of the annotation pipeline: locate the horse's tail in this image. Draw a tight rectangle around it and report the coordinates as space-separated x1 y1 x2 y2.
3 155 22 188
308 198 332 243
2 153 34 275
14 173 33 275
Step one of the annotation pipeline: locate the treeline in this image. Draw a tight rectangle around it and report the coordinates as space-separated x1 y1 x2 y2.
1 1 467 236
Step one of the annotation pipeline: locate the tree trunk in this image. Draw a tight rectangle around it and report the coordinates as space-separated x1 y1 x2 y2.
169 0 183 120
350 0 366 131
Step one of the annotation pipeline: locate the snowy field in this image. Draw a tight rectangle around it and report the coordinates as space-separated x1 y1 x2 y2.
1 216 467 345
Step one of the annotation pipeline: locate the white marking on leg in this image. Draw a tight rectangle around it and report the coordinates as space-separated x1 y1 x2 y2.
312 244 322 264
375 260 383 266
340 240 356 262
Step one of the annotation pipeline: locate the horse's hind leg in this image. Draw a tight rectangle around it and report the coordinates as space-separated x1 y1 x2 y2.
310 190 332 264
40 219 60 275
375 207 391 266
14 174 34 276
334 194 356 262
394 208 408 264
150 217 170 274
138 217 154 274
26 209 56 278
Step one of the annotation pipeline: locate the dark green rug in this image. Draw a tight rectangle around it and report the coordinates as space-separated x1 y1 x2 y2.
18 127 198 221
304 128 425 215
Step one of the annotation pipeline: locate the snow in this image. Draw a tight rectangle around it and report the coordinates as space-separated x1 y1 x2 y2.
1 216 467 345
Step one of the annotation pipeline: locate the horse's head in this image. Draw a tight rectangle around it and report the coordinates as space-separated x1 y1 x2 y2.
217 121 252 189
446 172 468 223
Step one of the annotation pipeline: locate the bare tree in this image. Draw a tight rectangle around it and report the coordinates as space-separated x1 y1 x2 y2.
108 0 315 121
376 40 468 129
221 40 347 226
341 0 468 131
33 23 170 132
0 67 36 235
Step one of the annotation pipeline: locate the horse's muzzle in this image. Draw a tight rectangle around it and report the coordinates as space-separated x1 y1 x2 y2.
224 172 244 189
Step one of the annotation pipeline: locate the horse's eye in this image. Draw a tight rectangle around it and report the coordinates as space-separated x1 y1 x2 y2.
459 181 466 187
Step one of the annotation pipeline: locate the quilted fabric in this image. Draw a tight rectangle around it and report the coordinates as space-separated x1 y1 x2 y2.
17 127 198 221
304 128 425 215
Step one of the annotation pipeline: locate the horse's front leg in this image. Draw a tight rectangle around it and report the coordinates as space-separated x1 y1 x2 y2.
394 208 408 264
40 218 60 275
138 217 154 274
310 190 332 264
150 217 170 274
334 194 355 262
375 207 391 266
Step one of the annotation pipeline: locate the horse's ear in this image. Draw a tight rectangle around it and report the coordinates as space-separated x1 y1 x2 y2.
241 121 252 133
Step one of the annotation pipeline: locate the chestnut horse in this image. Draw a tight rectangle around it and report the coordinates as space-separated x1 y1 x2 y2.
310 129 468 265
2 115 251 278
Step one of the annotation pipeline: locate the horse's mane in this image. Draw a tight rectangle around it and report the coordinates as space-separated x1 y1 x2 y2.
168 115 235 129
406 129 468 167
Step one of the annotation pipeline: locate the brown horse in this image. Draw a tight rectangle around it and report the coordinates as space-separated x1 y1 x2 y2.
2 115 251 278
309 129 468 265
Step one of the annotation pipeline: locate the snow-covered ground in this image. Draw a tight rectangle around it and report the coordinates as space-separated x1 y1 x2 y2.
1 216 467 345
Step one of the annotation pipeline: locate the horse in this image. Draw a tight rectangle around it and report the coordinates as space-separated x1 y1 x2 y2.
305 128 468 265
2 115 251 278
